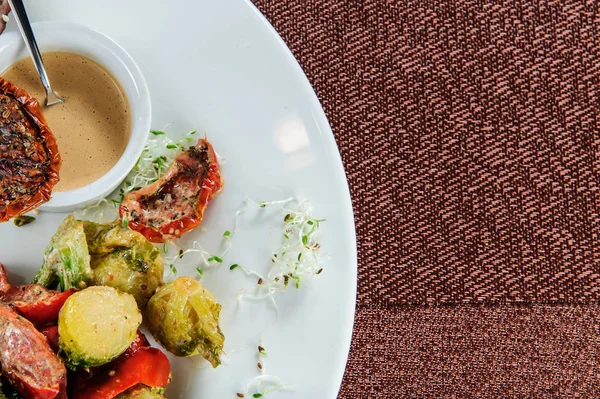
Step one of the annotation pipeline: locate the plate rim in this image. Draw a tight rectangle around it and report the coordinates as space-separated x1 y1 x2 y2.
243 0 358 395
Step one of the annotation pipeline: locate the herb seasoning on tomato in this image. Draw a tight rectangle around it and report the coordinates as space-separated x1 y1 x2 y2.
0 78 61 222
119 138 222 243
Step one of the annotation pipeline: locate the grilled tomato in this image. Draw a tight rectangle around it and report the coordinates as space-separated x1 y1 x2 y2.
0 78 61 222
119 138 222 243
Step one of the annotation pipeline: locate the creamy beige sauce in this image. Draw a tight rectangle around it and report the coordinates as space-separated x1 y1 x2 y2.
2 52 130 192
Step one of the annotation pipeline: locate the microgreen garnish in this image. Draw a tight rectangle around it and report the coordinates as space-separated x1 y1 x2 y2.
238 340 288 399
301 235 308 246
233 197 325 307
258 346 267 356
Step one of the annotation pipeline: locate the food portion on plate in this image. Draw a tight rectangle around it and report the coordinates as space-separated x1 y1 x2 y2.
145 277 224 366
0 211 226 398
0 77 61 222
0 60 227 398
0 119 226 398
119 138 223 243
34 215 164 308
0 263 67 399
0 260 169 399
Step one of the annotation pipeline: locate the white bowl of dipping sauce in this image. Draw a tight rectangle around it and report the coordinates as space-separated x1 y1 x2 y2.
0 21 151 212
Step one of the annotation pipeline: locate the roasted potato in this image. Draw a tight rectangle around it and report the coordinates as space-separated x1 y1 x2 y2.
84 221 164 308
145 277 224 367
58 286 142 369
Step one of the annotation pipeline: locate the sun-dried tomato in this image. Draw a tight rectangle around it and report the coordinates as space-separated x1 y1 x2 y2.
0 78 61 221
119 138 222 243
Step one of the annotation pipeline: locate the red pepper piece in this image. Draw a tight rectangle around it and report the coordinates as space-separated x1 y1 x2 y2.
0 262 76 327
73 347 171 399
9 288 75 327
67 330 151 395
121 330 150 358
40 325 59 353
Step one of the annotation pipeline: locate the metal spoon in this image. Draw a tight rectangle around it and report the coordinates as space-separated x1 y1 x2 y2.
7 0 64 106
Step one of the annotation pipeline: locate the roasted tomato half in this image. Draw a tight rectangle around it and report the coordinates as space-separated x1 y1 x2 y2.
119 138 222 243
0 78 61 222
0 305 67 399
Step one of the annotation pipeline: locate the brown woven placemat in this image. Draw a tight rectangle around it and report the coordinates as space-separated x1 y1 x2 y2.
252 0 600 397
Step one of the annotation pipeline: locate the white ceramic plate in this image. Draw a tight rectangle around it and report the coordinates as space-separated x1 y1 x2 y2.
0 1 357 398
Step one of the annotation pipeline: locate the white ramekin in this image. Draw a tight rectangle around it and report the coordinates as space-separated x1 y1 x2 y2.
0 21 151 212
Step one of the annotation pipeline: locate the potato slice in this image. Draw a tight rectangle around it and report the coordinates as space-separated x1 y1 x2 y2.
58 286 141 369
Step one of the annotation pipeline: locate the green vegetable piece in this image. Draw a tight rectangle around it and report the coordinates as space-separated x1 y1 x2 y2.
13 215 35 227
59 286 142 369
302 235 308 246
145 277 224 367
33 215 93 291
83 221 164 308
114 384 165 399
150 130 165 135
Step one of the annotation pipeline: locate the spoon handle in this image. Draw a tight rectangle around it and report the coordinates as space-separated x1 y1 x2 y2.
7 0 57 100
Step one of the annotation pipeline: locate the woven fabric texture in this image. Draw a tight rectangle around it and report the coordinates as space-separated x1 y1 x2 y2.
343 304 600 398
251 0 600 397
